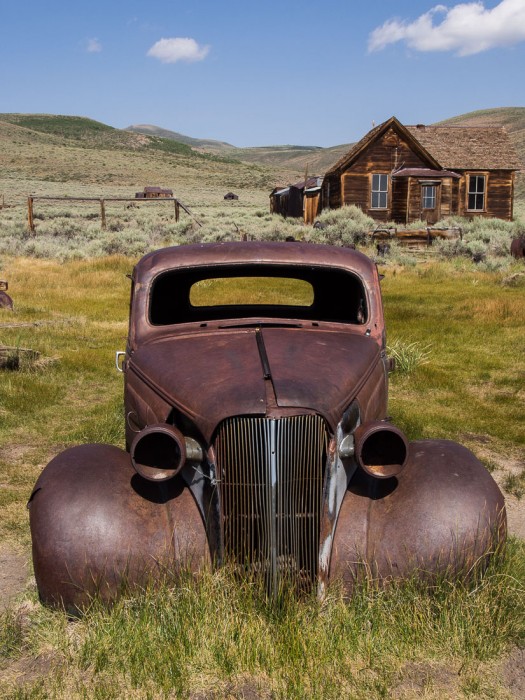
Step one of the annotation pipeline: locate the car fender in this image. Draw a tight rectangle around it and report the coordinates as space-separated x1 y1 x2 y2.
330 439 506 592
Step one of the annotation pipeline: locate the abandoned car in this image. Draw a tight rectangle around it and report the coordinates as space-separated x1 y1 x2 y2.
29 242 505 610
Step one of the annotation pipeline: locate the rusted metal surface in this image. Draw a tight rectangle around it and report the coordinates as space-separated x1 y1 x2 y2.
0 280 13 310
29 241 506 608
330 440 506 589
29 444 209 614
510 236 525 259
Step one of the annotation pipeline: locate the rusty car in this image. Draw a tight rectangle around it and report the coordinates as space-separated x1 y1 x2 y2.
29 242 506 611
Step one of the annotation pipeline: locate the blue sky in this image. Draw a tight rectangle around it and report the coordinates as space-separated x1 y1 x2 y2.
1 0 524 147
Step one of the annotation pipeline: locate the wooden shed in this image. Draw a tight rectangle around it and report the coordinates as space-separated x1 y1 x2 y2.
270 176 323 223
322 117 521 223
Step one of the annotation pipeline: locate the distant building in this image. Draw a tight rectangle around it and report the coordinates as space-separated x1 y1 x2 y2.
270 176 323 224
321 116 521 224
135 187 173 199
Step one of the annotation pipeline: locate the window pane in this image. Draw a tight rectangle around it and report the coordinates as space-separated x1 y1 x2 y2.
422 185 436 209
468 175 485 210
190 277 314 306
371 174 388 208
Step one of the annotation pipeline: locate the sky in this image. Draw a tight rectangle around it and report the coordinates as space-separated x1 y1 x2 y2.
1 0 525 148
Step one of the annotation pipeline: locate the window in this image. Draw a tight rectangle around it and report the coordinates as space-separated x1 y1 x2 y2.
468 175 486 211
149 265 368 326
371 174 388 209
422 185 436 209
190 277 314 307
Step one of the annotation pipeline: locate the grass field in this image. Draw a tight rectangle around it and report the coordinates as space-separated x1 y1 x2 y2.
0 255 524 698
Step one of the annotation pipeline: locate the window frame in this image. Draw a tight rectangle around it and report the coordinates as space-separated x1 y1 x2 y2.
467 173 487 212
421 184 437 210
370 173 389 210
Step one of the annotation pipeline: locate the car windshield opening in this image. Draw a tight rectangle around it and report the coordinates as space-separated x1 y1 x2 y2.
149 264 368 325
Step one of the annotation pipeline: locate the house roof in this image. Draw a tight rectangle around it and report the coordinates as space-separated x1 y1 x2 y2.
325 116 521 176
405 125 522 171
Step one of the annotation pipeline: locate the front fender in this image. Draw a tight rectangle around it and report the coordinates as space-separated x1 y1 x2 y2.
330 439 506 592
29 443 210 613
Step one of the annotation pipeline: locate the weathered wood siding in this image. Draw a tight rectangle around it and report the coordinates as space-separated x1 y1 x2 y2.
322 174 341 209
456 170 515 220
304 192 321 225
340 127 429 220
392 178 408 223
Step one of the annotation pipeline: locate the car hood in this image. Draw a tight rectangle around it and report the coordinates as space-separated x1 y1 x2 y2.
128 326 381 441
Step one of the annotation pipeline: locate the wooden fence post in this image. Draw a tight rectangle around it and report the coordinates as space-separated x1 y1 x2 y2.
175 200 180 222
27 196 35 232
100 199 106 230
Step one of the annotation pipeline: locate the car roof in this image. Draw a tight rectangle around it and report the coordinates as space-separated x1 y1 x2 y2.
133 241 378 284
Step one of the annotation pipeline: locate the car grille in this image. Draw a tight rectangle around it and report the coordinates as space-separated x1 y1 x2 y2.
215 414 328 593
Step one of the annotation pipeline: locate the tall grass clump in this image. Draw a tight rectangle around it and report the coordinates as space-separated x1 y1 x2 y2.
387 339 431 374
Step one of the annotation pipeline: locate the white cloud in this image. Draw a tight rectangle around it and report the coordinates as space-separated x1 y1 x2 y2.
147 37 210 64
86 38 102 53
368 0 525 56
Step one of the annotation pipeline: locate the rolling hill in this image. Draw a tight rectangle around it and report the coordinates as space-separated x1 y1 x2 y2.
125 122 352 175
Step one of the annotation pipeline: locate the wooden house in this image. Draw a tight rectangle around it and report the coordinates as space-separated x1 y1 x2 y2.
321 117 521 224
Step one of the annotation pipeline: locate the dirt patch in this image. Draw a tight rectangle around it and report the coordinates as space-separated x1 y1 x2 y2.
498 646 525 699
462 440 525 541
0 548 29 610
487 458 525 541
392 660 460 699
0 653 56 690
190 676 273 700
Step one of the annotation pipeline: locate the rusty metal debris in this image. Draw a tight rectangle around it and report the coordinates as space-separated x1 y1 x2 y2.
0 280 13 311
28 242 506 612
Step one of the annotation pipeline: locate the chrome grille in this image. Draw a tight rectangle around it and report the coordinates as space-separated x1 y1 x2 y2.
215 415 328 592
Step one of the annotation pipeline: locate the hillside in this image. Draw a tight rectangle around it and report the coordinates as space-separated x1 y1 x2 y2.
126 123 236 154
125 122 352 175
0 114 299 206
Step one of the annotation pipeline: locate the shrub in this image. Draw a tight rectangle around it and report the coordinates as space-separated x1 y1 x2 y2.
387 339 431 374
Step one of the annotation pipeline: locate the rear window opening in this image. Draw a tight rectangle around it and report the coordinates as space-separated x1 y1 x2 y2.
149 264 368 326
190 277 314 307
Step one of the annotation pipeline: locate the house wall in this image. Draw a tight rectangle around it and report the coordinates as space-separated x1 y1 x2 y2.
335 127 429 221
402 177 456 224
323 174 341 209
456 170 514 221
